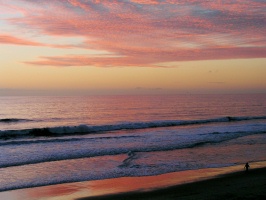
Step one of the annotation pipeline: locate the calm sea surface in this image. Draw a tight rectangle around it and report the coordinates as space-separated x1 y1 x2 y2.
0 94 266 191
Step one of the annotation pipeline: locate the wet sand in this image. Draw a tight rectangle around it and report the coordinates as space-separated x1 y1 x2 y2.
0 162 265 200
81 167 266 200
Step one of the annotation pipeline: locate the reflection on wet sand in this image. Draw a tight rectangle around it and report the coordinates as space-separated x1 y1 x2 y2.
1 161 266 200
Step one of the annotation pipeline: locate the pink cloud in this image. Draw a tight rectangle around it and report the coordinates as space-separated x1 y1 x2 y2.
0 34 43 46
0 34 81 49
130 0 161 5
25 47 266 68
1 0 266 67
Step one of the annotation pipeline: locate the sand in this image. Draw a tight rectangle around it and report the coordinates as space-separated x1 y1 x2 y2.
80 168 266 200
0 162 265 200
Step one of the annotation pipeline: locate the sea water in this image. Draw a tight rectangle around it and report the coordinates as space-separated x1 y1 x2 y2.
0 94 266 191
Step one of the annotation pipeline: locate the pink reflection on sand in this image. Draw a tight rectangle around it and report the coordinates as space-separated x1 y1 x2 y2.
1 161 266 200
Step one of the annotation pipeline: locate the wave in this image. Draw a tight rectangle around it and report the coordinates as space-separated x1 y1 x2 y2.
0 118 33 123
0 135 140 146
1 115 266 139
0 129 265 169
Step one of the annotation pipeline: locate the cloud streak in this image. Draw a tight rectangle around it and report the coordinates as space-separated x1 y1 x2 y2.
0 34 79 49
1 0 265 67
0 34 43 46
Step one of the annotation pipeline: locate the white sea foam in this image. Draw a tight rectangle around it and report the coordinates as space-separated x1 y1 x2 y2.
0 121 265 168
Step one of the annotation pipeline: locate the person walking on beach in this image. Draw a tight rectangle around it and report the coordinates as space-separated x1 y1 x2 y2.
244 162 250 172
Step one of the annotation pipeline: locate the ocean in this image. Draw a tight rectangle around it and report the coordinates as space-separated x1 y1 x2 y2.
0 94 266 192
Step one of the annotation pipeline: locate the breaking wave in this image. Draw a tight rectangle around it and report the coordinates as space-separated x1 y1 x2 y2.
0 118 33 123
1 115 266 139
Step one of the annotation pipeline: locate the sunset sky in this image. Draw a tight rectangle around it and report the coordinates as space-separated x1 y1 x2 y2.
0 0 265 95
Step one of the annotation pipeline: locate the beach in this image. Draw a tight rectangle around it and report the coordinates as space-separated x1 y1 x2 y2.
1 163 265 200
1 0 266 198
83 167 266 200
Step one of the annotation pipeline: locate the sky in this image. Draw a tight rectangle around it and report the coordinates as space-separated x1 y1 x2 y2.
0 0 266 95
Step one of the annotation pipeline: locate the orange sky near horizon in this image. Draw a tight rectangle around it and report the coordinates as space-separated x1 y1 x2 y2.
0 0 265 95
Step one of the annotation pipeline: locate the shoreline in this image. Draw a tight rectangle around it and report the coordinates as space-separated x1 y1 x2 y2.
1 161 266 200
81 167 266 200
